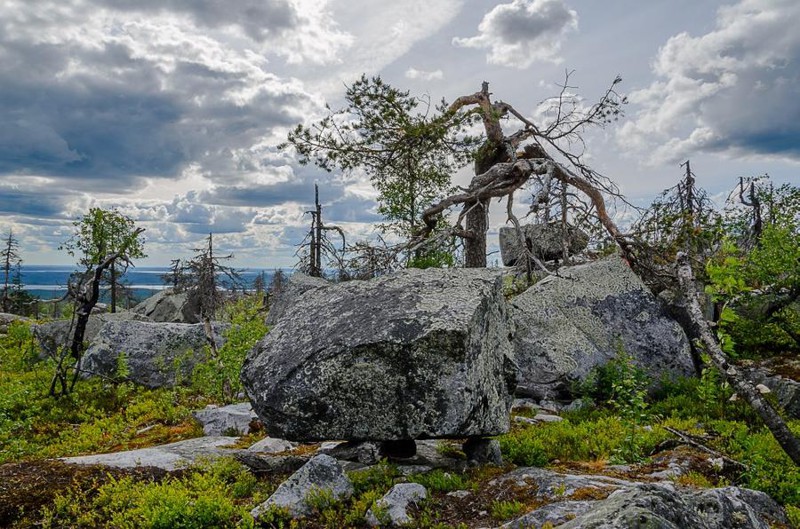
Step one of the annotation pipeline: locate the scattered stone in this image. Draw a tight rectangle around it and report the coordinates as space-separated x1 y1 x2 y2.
248 437 297 454
511 255 695 400
744 367 800 419
366 483 428 527
513 414 563 426
131 288 201 323
265 273 329 327
243 268 516 442
462 438 502 465
447 490 471 499
562 399 587 412
320 441 382 465
61 437 239 471
494 467 634 499
192 402 259 436
499 223 589 266
80 320 229 388
511 398 538 412
250 454 354 519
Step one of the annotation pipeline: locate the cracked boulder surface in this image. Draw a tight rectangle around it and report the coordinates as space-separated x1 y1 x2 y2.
242 268 516 442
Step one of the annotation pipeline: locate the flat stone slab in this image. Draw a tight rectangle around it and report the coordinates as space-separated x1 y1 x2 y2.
61 436 239 471
193 402 259 436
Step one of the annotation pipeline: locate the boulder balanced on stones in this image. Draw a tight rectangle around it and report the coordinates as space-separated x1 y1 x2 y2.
80 320 228 388
242 268 516 442
499 223 589 266
132 288 202 323
512 255 695 399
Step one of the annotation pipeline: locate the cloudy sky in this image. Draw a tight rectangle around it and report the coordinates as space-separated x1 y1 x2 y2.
1 0 798 267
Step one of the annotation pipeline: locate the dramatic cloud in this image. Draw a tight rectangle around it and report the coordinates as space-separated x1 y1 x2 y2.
618 0 800 164
405 68 444 81
452 0 577 68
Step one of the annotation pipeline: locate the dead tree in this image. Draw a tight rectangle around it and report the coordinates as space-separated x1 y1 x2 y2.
50 227 145 397
298 184 345 277
416 75 633 269
675 251 800 466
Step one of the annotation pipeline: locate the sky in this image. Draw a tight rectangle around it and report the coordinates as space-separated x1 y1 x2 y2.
0 0 798 267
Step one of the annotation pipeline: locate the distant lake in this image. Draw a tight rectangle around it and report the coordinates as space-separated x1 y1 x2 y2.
18 265 285 303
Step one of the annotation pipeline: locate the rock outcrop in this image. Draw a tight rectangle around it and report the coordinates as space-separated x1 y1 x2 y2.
499 223 589 266
80 320 228 388
131 288 201 323
511 255 695 399
192 402 260 436
242 268 516 442
366 483 428 527
0 313 29 334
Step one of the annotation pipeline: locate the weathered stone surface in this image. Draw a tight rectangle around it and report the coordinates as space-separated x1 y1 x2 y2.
80 320 228 388
242 268 516 442
499 223 589 266
495 466 635 498
248 437 297 454
320 441 382 465
265 273 329 326
33 311 152 359
743 367 800 419
511 255 695 399
250 454 353 519
366 483 428 527
557 484 786 529
463 438 502 465
0 313 29 334
500 500 595 529
131 288 201 323
193 402 259 436
61 437 239 471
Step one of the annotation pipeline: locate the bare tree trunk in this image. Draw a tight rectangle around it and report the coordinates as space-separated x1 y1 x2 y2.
464 199 488 268
110 260 117 313
675 251 800 466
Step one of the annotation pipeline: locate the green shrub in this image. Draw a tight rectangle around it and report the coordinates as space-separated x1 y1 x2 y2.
490 499 526 521
408 469 471 493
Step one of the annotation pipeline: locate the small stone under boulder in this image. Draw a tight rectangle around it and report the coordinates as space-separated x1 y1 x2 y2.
242 268 516 442
511 255 695 399
80 320 228 388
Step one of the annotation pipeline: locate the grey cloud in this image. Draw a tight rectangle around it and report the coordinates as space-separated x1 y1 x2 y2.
0 189 67 218
489 0 575 43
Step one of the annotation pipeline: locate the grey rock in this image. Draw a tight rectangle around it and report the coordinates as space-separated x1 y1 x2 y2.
463 438 502 465
494 467 635 499
33 311 152 359
743 367 800 419
243 268 516 441
80 320 228 388
499 223 589 266
366 483 428 527
193 402 259 436
132 288 201 323
62 436 239 471
511 398 539 412
320 441 382 465
265 273 329 326
500 500 595 529
248 437 297 454
447 490 471 499
558 484 787 529
0 312 29 334
512 255 695 399
251 454 354 519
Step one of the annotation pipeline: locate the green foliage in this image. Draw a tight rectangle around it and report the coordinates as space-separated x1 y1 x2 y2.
408 469 471 493
787 504 800 528
191 295 268 401
490 499 526 521
283 74 480 239
60 207 147 266
41 458 259 529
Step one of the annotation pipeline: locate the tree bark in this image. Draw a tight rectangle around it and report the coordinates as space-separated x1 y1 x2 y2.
464 198 488 267
675 251 800 466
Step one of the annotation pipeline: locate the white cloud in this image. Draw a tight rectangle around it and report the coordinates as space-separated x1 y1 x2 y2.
452 0 577 68
618 0 800 165
405 67 444 81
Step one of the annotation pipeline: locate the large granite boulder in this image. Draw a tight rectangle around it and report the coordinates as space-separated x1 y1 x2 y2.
32 311 152 359
499 223 589 266
132 288 201 323
242 268 516 442
80 320 229 388
511 255 695 399
265 273 329 326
